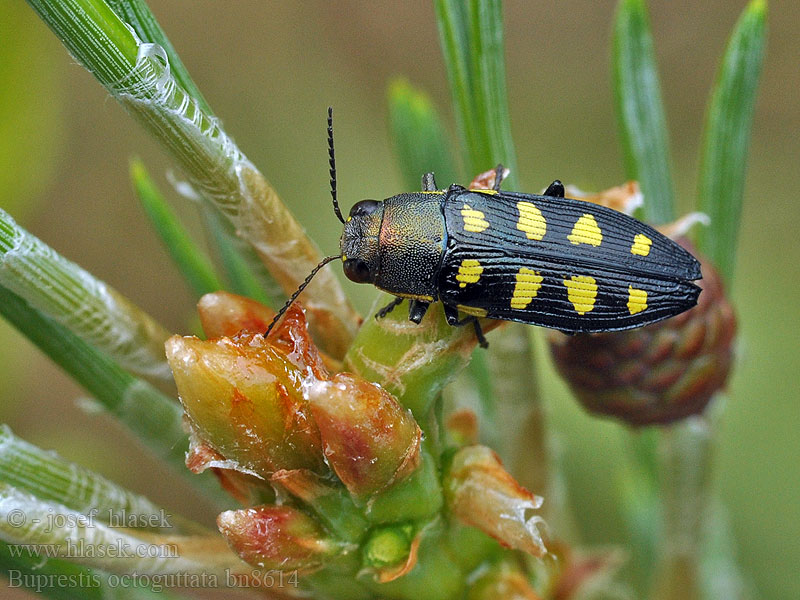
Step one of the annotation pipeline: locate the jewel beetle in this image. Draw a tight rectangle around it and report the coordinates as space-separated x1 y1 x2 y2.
266 109 702 347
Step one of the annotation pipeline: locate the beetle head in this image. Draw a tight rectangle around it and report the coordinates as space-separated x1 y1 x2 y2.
340 200 383 284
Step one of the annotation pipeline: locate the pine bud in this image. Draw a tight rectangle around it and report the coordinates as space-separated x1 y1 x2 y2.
185 432 274 505
270 468 368 542
198 293 331 377
361 524 421 582
197 291 276 338
467 561 542 600
305 373 422 499
217 505 338 572
544 542 626 600
445 445 546 557
165 327 324 477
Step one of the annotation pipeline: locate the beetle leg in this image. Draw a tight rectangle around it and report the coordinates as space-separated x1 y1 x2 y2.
472 320 489 348
422 172 438 192
408 299 431 324
375 296 404 320
493 163 506 190
443 305 488 348
544 179 565 198
442 303 460 325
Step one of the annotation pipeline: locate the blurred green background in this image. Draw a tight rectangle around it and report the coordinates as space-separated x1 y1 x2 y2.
1 1 797 598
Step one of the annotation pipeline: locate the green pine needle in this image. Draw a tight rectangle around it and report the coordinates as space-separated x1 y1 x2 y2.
612 0 676 224
696 0 767 284
105 0 212 114
131 158 225 298
0 425 209 535
0 208 172 380
387 78 458 190
434 0 517 186
200 200 282 309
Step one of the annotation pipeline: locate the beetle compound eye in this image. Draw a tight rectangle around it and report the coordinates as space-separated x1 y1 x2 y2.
349 200 381 218
343 259 373 284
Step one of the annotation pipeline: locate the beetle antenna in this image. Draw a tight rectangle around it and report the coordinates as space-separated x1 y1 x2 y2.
264 255 341 338
328 107 345 224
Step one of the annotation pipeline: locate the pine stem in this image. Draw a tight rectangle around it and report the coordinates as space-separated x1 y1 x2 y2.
650 418 713 600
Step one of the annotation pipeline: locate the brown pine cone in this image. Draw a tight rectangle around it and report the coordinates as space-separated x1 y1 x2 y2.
548 240 736 426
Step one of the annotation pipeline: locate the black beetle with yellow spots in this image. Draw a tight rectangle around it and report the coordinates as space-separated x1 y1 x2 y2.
267 110 701 348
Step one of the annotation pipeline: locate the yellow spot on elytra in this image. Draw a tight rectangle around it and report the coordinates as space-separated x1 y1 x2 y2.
461 204 490 233
510 267 543 309
627 286 648 315
346 216 352 223
568 214 603 246
516 202 547 240
563 275 598 314
469 188 498 195
457 304 488 317
631 233 652 256
456 259 483 288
